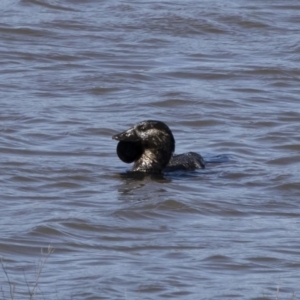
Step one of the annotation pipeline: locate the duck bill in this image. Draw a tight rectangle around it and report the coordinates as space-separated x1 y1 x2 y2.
112 127 140 142
112 127 143 163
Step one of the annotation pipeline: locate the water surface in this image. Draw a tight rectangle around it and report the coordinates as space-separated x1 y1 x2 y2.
1 0 300 299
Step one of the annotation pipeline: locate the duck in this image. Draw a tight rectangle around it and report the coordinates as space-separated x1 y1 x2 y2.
112 120 205 173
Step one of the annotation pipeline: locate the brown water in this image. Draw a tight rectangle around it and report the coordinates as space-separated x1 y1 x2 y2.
1 1 300 299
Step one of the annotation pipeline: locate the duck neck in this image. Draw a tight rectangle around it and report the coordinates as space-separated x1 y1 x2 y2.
133 147 171 173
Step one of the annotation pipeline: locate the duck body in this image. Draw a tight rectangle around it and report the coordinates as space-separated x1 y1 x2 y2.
112 120 205 173
166 152 205 172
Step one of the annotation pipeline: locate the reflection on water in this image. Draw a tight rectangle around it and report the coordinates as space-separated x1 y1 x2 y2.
0 0 300 299
117 171 171 195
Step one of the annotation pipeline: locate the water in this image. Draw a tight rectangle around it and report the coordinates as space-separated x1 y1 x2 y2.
1 0 300 299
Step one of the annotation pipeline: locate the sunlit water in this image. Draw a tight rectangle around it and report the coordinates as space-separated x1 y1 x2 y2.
1 1 300 299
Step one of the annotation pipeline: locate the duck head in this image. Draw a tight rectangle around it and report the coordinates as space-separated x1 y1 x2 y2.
112 120 175 173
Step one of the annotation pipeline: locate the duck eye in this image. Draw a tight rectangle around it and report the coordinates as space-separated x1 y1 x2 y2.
138 124 146 131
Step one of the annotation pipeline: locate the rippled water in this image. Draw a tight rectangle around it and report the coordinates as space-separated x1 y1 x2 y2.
1 1 300 299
